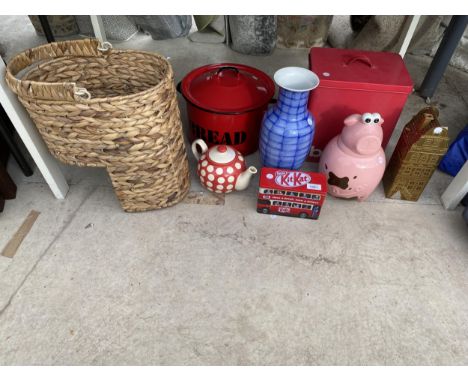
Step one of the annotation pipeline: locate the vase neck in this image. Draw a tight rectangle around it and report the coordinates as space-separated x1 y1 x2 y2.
276 88 310 114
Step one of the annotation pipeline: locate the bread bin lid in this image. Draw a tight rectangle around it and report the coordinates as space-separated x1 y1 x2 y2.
181 63 275 114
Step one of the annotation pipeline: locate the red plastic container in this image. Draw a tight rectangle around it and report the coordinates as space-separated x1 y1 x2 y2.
257 168 327 220
307 47 413 162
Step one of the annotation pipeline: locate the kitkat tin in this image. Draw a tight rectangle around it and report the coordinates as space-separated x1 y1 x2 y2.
257 167 327 219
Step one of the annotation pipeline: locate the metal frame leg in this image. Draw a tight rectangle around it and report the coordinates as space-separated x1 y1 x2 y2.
419 16 468 100
398 15 421 58
90 16 107 42
0 56 68 199
0 160 16 200
38 15 55 43
441 160 468 210
0 103 33 176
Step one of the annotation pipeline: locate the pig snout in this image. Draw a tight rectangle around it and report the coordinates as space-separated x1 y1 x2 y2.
341 127 383 155
355 135 382 155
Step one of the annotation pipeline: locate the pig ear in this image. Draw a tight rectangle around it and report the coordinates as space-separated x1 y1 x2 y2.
344 114 362 126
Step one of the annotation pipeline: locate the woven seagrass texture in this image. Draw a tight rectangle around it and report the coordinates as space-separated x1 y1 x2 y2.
5 39 189 212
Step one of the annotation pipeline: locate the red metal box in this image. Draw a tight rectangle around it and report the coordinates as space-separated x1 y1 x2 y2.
257 167 327 219
307 47 414 161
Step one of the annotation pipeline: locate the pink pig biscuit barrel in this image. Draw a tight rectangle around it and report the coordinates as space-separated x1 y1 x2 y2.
319 113 386 201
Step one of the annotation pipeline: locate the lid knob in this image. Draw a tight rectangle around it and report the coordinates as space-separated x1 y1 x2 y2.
217 145 227 153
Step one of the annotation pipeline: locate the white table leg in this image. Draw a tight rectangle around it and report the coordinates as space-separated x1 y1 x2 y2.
90 15 107 42
0 57 69 199
441 161 468 210
398 15 421 58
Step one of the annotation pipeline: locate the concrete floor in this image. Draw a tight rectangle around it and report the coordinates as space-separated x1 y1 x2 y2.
1 16 468 365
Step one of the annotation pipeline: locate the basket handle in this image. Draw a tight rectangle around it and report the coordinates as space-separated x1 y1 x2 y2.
5 39 112 102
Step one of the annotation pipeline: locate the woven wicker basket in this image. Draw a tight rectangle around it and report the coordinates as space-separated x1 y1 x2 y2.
5 39 190 212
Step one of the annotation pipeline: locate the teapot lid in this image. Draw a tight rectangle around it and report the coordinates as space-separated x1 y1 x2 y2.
208 145 237 164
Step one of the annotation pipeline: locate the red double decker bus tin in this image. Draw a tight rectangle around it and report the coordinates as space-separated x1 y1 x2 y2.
257 168 327 220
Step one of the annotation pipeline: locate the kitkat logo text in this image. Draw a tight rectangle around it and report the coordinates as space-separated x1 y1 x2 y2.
274 171 311 188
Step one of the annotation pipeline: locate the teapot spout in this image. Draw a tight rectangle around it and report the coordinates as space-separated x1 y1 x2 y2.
235 166 258 191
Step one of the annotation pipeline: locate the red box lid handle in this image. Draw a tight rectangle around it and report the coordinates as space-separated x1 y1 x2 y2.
344 55 375 69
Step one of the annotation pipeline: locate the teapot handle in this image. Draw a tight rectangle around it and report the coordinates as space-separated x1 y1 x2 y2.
191 139 209 161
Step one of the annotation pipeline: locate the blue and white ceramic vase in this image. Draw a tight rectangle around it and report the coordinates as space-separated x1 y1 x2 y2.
259 67 320 169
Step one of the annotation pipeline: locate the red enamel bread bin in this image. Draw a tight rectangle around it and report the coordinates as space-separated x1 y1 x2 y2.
307 47 414 162
179 63 275 156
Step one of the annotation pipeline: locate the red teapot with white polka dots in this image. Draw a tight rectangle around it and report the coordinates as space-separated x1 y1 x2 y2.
192 139 258 193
